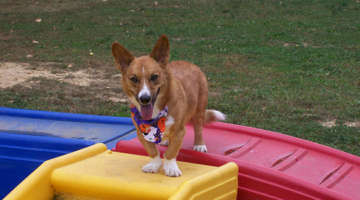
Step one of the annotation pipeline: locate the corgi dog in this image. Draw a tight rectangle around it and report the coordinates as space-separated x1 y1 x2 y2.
111 35 225 177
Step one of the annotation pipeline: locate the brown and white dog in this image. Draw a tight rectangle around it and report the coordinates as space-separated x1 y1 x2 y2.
111 35 225 177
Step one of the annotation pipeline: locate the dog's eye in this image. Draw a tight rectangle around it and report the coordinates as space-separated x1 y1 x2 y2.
130 76 138 83
150 74 158 82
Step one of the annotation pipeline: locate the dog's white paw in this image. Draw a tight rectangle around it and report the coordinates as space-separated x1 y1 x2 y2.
159 139 169 146
193 144 208 152
142 155 162 173
163 158 182 177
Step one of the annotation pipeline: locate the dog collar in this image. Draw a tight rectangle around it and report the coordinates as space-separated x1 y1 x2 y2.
130 105 168 144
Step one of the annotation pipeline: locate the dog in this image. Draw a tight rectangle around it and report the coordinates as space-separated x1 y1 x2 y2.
111 35 225 177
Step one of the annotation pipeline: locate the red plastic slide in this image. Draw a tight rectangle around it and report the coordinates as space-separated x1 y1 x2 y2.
113 122 360 200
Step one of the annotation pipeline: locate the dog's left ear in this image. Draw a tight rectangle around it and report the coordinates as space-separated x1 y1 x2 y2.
150 35 169 67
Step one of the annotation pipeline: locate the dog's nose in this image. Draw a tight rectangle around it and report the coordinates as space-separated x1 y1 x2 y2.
139 95 151 104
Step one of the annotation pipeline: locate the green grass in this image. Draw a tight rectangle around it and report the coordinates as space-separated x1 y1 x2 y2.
0 0 359 155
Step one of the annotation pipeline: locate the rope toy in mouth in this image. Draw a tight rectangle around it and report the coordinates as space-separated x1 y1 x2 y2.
130 105 168 144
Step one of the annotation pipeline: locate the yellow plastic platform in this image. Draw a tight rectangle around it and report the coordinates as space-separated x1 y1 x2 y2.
5 143 238 200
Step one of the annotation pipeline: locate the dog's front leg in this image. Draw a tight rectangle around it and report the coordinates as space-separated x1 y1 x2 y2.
163 127 185 177
137 131 162 173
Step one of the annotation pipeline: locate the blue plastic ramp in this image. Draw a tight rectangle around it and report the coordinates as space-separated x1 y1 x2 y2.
0 107 136 198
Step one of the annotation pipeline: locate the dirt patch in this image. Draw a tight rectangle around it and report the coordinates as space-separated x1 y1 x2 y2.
0 62 92 88
0 62 128 103
344 121 360 128
0 0 99 13
319 119 336 128
0 32 13 41
319 120 360 128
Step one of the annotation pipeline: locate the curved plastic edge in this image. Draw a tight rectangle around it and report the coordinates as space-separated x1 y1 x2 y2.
206 122 360 165
0 107 133 125
4 143 107 200
169 162 238 200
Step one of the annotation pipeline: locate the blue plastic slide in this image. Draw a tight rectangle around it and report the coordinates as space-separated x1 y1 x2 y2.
0 107 136 198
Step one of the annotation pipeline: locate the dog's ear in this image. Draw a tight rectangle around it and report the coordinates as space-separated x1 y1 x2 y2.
150 35 169 67
112 42 134 72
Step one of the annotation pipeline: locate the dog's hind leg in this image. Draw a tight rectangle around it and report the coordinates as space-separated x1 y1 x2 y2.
192 115 207 152
192 82 208 152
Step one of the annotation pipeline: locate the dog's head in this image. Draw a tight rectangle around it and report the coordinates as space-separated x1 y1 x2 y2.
112 35 170 120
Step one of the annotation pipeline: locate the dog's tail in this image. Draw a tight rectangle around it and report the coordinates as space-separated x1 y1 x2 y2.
205 109 226 124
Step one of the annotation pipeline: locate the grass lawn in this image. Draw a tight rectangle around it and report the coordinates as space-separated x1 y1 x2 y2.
0 0 359 155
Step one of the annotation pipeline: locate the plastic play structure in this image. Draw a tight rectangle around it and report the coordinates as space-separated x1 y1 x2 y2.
2 107 360 200
5 143 238 200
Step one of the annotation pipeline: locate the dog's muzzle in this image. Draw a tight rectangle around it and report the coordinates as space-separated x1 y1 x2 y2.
139 94 151 105
137 88 160 106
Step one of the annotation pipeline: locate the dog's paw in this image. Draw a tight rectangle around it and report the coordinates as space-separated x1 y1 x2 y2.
163 158 182 177
193 144 208 152
142 155 162 173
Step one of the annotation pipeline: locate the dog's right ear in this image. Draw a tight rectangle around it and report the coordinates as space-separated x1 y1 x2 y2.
112 42 134 72
150 35 169 67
